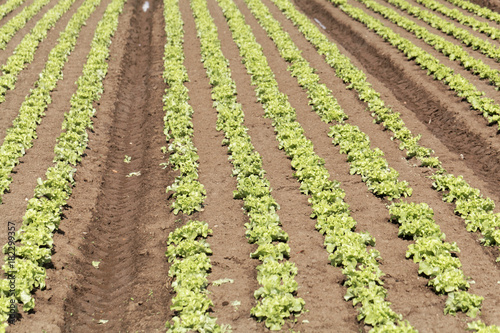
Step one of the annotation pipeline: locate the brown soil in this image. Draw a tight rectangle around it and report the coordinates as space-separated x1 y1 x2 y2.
467 0 500 12
61 0 172 331
1 0 500 331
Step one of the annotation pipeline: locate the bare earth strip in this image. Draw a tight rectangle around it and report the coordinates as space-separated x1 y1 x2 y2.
61 0 173 331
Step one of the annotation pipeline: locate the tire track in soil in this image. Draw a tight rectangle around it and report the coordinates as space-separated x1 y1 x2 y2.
0 0 86 137
232 0 479 331
178 1 266 331
62 0 172 331
294 0 500 204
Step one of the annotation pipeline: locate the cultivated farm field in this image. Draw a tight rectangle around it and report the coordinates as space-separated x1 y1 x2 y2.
0 0 499 331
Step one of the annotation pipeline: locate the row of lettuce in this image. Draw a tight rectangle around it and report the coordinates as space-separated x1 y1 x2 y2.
326 0 500 260
162 0 221 331
412 0 500 40
0 0 95 202
384 0 500 62
0 0 497 330
0 0 96 204
0 0 27 21
443 0 500 24
172 0 500 329
0 0 126 330
331 0 500 130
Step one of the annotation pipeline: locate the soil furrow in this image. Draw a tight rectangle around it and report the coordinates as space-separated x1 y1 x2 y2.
62 0 171 331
